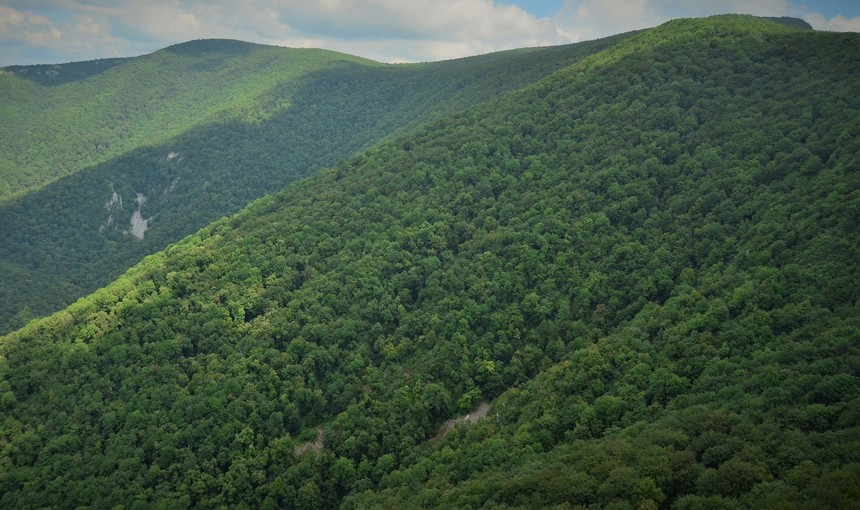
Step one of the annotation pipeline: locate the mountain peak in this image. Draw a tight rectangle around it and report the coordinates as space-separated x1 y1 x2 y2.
161 38 272 56
765 16 813 30
652 13 813 35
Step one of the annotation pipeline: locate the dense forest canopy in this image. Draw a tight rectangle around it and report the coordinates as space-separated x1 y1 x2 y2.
1 14 858 509
0 34 628 335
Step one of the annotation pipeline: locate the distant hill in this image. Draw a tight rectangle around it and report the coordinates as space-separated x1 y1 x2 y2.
0 34 628 334
0 40 377 202
3 57 130 86
1 15 857 509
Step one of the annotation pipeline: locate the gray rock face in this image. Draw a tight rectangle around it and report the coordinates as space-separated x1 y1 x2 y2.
129 193 149 239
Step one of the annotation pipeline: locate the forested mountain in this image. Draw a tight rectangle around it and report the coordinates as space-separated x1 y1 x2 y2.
0 35 628 334
2 14 859 509
0 39 376 201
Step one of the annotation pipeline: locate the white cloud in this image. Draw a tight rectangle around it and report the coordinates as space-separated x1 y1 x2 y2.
260 0 570 61
803 12 860 32
0 4 126 62
0 0 857 66
175 0 570 62
553 0 662 41
550 0 803 42
0 5 62 47
0 0 574 64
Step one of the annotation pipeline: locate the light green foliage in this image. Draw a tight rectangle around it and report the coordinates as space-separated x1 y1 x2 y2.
0 15 858 509
0 40 376 201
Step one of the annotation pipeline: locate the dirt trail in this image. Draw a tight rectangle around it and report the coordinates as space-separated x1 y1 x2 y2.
294 428 324 456
436 401 491 438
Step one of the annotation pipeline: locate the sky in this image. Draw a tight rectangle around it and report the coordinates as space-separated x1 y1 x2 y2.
1 1 859 66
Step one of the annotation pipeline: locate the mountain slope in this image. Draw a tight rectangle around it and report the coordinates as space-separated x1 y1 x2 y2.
1 15 858 509
0 34 628 334
0 39 376 201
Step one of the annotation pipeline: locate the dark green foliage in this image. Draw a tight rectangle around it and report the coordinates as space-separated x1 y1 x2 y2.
0 15 858 509
765 17 813 30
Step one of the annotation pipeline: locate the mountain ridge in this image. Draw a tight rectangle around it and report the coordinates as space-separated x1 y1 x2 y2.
0 32 630 334
0 43 377 202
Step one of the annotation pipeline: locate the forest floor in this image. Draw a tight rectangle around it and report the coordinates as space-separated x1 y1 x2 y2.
294 428 324 457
